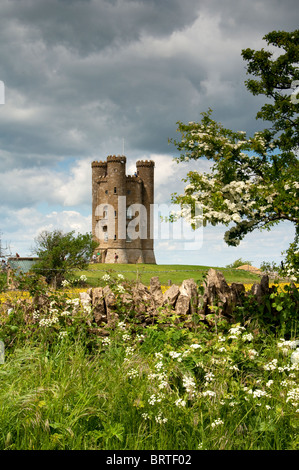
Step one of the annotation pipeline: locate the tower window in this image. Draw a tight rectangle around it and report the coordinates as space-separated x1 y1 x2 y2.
114 234 117 240
105 190 108 194
114 187 117 194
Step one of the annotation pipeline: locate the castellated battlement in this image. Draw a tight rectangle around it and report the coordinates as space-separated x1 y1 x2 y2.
136 160 155 167
91 154 156 264
107 155 126 163
91 160 107 168
126 175 142 182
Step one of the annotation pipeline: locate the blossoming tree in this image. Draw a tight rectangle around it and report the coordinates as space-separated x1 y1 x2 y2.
169 30 299 280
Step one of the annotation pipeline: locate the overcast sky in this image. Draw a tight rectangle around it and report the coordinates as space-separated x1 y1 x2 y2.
0 0 297 268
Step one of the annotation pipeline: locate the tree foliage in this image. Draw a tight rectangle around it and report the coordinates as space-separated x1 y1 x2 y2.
32 230 97 286
169 30 299 280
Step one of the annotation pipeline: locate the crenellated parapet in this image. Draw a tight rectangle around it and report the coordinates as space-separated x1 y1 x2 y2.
91 161 107 168
126 175 142 182
107 155 126 163
136 160 155 167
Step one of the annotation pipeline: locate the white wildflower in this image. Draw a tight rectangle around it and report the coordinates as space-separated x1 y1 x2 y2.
169 351 182 361
101 337 111 346
247 349 259 359
58 330 67 339
286 388 299 407
211 418 224 428
290 351 299 365
155 361 164 371
175 398 186 407
204 372 215 383
189 343 202 350
202 390 216 397
116 285 125 294
127 368 138 379
125 346 135 356
264 359 278 371
117 321 126 330
154 352 163 360
148 394 162 406
242 333 254 342
122 334 131 342
155 412 168 424
182 375 196 396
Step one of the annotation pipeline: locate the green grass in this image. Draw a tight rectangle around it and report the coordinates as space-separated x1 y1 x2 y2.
0 322 298 450
1 271 297 450
74 263 261 287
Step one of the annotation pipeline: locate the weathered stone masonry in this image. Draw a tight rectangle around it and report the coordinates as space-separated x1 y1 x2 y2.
91 155 156 264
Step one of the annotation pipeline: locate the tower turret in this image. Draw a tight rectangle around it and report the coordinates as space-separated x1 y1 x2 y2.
91 160 107 238
136 160 156 264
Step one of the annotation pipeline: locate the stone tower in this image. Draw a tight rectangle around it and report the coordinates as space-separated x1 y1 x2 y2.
91 155 156 264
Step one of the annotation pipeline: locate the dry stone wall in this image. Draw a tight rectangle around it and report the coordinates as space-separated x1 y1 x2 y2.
79 268 275 329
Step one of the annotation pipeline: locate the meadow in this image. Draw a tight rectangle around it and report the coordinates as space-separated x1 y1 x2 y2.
0 265 298 450
72 262 262 286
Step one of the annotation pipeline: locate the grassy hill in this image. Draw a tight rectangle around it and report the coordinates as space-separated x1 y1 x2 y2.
75 263 262 287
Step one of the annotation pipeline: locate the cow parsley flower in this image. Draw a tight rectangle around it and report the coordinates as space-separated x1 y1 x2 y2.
286 388 299 407
116 285 125 294
290 350 299 365
154 352 163 360
252 389 269 399
101 337 111 346
175 398 186 407
127 368 138 379
169 351 182 361
202 390 216 397
242 333 254 342
155 361 164 371
211 418 224 428
182 375 196 396
58 330 68 339
155 412 168 424
264 359 278 370
117 321 126 330
247 349 259 359
204 372 215 383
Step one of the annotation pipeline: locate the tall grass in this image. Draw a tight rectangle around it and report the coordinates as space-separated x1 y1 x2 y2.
0 312 298 450
0 271 298 450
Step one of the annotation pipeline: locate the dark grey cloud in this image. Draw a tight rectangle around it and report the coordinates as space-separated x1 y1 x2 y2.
1 0 201 55
0 0 297 194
